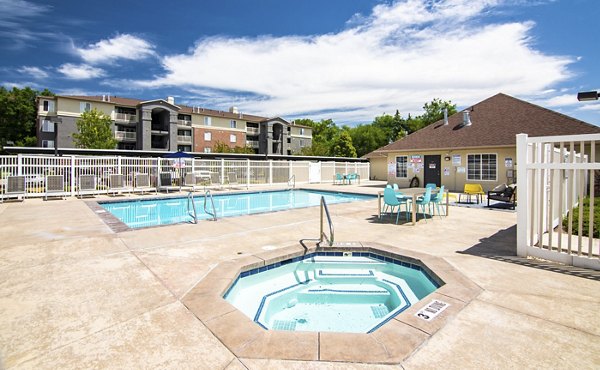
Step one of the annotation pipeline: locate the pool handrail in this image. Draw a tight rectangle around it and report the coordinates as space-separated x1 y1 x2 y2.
204 190 217 221
187 191 198 224
320 196 334 246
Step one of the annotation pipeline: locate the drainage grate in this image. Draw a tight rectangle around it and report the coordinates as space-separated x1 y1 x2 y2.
371 305 389 319
272 320 297 331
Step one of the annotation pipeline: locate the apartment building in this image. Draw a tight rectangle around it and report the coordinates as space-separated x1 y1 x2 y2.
36 95 312 155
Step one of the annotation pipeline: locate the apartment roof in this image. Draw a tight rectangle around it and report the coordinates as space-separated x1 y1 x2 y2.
54 95 268 122
365 93 600 157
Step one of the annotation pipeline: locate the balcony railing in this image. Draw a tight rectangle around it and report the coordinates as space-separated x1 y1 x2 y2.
115 131 137 141
113 112 137 122
246 127 259 135
178 135 192 143
177 119 192 127
246 140 259 148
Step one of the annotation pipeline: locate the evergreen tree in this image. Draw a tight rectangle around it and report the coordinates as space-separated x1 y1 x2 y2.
72 108 117 149
331 131 357 158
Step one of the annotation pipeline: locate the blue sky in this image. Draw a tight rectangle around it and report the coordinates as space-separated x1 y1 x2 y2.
1 0 599 126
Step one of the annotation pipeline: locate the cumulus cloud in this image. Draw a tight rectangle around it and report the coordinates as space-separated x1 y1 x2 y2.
57 63 105 80
74 34 155 64
17 66 49 79
126 0 574 123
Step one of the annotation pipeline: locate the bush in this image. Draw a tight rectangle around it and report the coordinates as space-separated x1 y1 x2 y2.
562 197 600 238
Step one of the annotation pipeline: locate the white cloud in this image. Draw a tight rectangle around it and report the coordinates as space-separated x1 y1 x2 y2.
17 66 49 79
74 34 155 64
126 0 574 123
57 63 105 80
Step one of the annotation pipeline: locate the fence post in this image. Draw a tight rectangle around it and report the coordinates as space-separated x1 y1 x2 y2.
17 154 22 175
247 159 250 188
70 156 76 196
221 159 225 185
269 160 273 185
118 156 122 175
516 133 528 257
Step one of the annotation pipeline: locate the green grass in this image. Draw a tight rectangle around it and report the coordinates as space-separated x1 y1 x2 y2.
562 197 600 238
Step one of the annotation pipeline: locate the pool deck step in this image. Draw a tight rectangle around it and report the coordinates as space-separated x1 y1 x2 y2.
316 269 377 280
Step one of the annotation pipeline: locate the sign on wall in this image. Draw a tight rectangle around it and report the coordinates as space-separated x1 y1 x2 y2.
388 162 396 176
444 167 450 176
410 155 422 163
452 154 461 166
505 157 513 168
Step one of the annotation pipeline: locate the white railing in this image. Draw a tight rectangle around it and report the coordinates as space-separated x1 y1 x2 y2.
113 112 137 122
115 131 137 141
246 127 259 135
177 119 192 126
178 135 192 143
0 154 370 198
246 140 259 148
517 133 599 270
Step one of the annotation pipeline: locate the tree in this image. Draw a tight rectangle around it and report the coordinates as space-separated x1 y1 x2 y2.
0 86 53 150
331 131 357 158
348 124 387 157
72 108 117 149
421 98 457 126
213 140 254 154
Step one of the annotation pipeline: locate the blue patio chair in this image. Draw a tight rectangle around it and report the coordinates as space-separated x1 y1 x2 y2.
415 186 433 223
334 173 344 185
425 183 437 189
430 185 445 219
382 187 410 224
392 183 399 191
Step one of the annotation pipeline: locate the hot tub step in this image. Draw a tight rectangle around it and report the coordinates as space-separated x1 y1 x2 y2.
316 269 376 280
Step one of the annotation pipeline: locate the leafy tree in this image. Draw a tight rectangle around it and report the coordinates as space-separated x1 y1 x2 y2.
213 140 254 154
421 98 457 126
72 108 117 149
331 131 357 158
348 124 387 157
0 86 54 150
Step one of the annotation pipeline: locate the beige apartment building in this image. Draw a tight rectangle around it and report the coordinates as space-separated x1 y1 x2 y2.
36 95 312 155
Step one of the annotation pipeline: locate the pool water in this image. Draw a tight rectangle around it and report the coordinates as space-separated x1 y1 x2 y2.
99 189 374 229
224 253 440 333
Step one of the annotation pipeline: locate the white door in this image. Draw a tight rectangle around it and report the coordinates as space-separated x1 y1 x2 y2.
309 162 321 183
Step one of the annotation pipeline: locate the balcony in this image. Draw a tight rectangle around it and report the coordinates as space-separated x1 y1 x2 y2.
246 127 259 135
113 112 137 123
177 119 192 127
115 131 137 141
246 140 259 149
178 135 192 144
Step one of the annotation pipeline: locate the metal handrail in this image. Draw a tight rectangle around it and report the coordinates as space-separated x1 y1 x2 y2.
319 196 334 246
288 174 295 189
204 190 217 221
187 191 198 224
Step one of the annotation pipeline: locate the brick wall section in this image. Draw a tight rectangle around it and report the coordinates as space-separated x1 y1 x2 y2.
194 127 246 152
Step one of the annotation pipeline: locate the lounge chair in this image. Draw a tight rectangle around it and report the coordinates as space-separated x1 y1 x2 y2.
78 174 97 198
227 172 239 189
182 173 202 192
459 183 485 204
158 172 180 193
134 173 156 195
45 175 66 200
487 185 517 209
1 175 26 202
208 172 223 190
108 174 132 196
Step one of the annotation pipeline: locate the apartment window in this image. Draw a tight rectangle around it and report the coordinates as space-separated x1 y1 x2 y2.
467 154 497 181
204 132 211 141
204 117 212 126
230 120 237 129
204 147 212 153
80 102 91 113
230 134 237 143
42 140 54 148
299 139 305 147
43 100 49 111
41 120 54 132
396 156 408 178
300 128 305 135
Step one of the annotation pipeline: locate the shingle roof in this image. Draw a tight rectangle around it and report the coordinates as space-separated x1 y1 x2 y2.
57 95 267 122
367 93 600 156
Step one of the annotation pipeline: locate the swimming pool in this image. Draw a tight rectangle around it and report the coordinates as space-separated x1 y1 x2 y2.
99 189 374 228
224 252 440 333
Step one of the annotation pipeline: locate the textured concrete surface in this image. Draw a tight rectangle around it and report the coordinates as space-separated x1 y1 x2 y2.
0 182 599 369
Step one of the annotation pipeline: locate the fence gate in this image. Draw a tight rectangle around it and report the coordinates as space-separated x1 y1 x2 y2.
309 162 321 183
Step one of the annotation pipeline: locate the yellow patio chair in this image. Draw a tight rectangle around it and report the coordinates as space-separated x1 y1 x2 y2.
459 183 485 204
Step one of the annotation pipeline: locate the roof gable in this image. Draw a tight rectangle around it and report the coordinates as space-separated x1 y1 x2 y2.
370 93 600 154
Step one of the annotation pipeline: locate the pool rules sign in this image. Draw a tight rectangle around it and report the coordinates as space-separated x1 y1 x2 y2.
415 300 449 321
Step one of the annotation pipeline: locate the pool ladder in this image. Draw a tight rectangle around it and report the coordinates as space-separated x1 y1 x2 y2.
300 196 334 247
187 190 217 223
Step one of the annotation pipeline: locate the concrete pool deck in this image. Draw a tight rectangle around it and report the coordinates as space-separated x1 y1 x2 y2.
0 182 599 369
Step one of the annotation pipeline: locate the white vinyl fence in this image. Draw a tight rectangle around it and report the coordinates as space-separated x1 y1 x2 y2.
517 133 600 270
0 154 369 198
